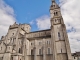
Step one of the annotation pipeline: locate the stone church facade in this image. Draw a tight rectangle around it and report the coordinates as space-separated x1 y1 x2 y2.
0 0 72 60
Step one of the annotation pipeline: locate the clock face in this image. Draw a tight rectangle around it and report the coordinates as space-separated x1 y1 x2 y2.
54 19 61 24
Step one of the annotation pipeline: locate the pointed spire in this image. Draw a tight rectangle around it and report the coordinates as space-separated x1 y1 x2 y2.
52 0 55 2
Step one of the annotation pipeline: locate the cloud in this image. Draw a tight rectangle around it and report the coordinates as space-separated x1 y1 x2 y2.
30 20 35 25
36 15 50 30
0 0 16 39
59 0 80 53
35 0 80 53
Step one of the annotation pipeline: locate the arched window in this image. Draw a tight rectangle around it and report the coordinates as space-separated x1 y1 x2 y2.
19 48 21 53
11 57 13 60
74 57 75 59
31 49 34 55
61 49 62 53
54 12 55 15
39 49 41 55
56 12 58 15
58 32 60 37
25 45 26 49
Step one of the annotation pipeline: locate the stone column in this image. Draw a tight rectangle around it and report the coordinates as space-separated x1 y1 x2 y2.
43 38 46 60
34 47 37 60
51 26 57 60
34 40 37 60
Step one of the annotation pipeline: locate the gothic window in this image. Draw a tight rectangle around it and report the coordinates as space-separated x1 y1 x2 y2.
61 49 62 53
54 12 58 16
56 12 58 15
47 41 50 45
11 57 13 60
19 48 21 53
54 12 55 16
74 57 75 59
58 32 60 37
31 49 34 55
48 48 50 54
31 43 33 45
49 41 50 45
39 49 41 55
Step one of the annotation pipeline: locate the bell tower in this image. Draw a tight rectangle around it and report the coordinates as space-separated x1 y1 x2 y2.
50 0 72 60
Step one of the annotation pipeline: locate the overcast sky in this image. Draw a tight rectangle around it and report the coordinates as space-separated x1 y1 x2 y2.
0 0 80 53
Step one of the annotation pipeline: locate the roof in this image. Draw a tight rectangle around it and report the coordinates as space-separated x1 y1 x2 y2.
27 29 51 34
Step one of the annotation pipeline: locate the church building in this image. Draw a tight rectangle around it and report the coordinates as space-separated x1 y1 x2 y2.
0 0 72 60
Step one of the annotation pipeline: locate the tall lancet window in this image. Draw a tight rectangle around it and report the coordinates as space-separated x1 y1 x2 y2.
58 32 60 37
56 12 58 15
48 48 50 54
58 32 61 40
39 49 41 55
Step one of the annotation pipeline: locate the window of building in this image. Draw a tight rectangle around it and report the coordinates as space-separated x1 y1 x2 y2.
11 57 13 60
19 48 21 53
31 49 34 55
49 41 50 45
39 42 41 45
74 57 75 59
54 12 58 16
54 12 55 16
56 12 58 15
31 43 33 45
13 33 14 35
61 49 62 53
58 32 60 37
39 49 41 55
47 41 50 45
48 48 50 54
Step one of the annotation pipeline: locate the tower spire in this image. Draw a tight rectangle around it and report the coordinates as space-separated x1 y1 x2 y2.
52 0 55 2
